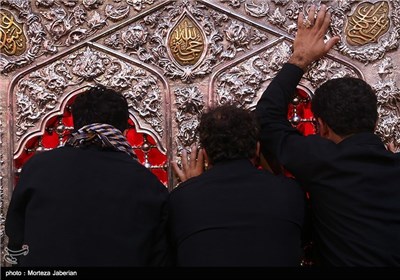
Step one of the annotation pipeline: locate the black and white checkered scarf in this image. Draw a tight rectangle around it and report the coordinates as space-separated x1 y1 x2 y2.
66 123 137 159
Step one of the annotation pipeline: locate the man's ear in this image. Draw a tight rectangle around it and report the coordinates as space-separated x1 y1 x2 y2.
317 118 329 138
123 129 128 137
259 152 273 173
255 141 261 158
318 118 344 144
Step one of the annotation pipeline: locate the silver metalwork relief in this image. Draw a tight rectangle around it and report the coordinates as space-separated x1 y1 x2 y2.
219 0 302 34
215 41 360 109
373 57 400 151
218 0 400 63
220 0 245 9
216 55 268 107
174 86 204 148
223 20 248 58
215 39 290 107
0 0 159 74
123 75 164 137
14 46 164 154
0 2 47 74
102 0 271 82
125 0 157 12
304 59 359 88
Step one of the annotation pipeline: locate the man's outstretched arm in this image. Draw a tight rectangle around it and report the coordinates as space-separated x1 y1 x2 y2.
256 5 339 173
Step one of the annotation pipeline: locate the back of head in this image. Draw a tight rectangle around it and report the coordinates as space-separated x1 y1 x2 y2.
199 104 259 164
311 77 378 137
72 85 129 132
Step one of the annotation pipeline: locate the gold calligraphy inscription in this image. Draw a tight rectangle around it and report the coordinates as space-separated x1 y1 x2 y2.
0 9 26 56
169 16 204 66
346 1 390 46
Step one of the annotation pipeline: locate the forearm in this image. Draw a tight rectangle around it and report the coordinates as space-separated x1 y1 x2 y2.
255 4 338 182
255 62 305 167
256 63 304 129
5 200 26 251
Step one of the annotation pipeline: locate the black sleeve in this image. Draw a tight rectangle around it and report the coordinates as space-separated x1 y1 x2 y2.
5 164 33 266
256 63 304 158
255 63 330 182
5 191 26 252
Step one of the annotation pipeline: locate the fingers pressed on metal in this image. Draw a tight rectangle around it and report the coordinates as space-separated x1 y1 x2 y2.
323 10 340 51
306 4 316 27
197 148 204 167
181 149 189 174
298 10 305 27
303 18 312 29
189 146 198 170
309 5 316 23
315 4 327 29
321 9 332 31
172 161 186 182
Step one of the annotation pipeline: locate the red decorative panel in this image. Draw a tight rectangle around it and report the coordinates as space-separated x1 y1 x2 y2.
15 99 167 186
288 88 317 136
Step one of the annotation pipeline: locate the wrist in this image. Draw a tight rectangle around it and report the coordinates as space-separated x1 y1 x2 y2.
288 53 312 72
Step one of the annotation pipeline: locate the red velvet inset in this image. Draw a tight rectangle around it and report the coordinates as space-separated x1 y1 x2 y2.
15 101 168 185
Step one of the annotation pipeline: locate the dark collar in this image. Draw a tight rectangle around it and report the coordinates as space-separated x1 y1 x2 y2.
208 158 256 172
339 132 384 147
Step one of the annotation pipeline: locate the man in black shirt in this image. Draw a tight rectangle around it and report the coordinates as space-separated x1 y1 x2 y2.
169 105 305 266
256 5 400 266
5 86 170 266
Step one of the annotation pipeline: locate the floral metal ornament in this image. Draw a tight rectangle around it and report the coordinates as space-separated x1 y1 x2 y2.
174 86 204 148
13 46 165 157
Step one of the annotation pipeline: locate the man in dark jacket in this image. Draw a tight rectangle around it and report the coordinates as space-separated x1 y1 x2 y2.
169 105 305 266
256 5 400 266
5 86 170 266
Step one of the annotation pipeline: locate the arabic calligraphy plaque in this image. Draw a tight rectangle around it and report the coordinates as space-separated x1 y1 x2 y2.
168 15 205 66
0 9 26 56
345 1 390 46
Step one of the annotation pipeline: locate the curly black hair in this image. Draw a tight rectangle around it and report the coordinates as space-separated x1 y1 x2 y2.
199 104 259 164
72 85 129 132
311 77 377 137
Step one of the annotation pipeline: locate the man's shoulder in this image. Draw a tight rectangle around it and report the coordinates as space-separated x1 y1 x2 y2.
170 174 203 194
251 168 299 185
170 168 301 194
22 146 72 165
243 169 304 201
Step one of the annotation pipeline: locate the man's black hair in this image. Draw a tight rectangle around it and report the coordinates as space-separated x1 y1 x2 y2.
72 85 129 132
199 104 259 164
312 77 378 137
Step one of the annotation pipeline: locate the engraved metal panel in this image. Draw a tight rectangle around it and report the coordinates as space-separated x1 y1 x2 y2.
1 0 399 265
12 45 168 158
